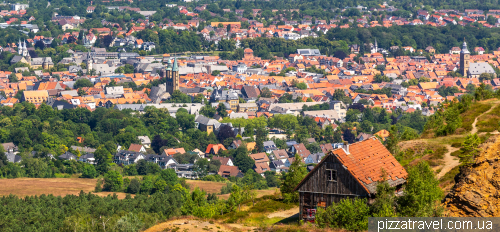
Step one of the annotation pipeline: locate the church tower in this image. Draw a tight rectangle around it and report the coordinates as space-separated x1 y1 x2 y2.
165 57 180 94
460 39 470 77
172 57 179 92
87 50 93 74
18 39 22 55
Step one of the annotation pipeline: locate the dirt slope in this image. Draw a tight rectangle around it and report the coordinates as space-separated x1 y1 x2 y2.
444 134 500 216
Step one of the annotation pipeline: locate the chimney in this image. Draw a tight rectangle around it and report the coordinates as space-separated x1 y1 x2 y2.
343 141 350 154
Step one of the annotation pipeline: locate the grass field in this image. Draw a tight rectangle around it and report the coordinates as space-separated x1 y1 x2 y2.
0 178 131 199
185 179 228 194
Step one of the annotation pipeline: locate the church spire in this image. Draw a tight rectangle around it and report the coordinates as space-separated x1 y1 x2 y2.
172 56 178 72
461 38 470 54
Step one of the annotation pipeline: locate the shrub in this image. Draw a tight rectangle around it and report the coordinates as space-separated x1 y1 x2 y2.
80 164 98 178
315 198 370 231
103 171 123 192
127 178 141 194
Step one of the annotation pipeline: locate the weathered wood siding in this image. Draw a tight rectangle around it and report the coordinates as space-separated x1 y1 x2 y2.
297 155 371 221
297 155 369 196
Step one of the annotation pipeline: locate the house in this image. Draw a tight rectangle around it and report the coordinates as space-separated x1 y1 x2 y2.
254 162 271 176
205 144 226 155
162 148 186 156
319 143 333 154
174 164 198 179
6 153 22 163
79 153 95 164
23 90 49 104
1 142 18 153
228 140 256 151
218 165 244 178
145 154 178 169
304 152 325 164
270 160 288 172
59 152 77 160
357 132 372 141
289 143 311 160
263 141 277 153
374 129 390 141
271 149 289 162
294 137 407 222
249 152 270 164
138 136 151 148
115 150 145 165
128 143 146 153
196 115 219 134
211 156 234 166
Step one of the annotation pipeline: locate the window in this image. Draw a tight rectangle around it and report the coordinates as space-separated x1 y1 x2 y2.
326 169 337 182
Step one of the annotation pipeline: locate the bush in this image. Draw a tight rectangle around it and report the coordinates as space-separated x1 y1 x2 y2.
315 198 370 231
127 178 141 194
103 171 123 192
80 164 98 178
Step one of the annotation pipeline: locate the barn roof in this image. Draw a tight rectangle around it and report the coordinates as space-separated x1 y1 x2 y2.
294 137 407 194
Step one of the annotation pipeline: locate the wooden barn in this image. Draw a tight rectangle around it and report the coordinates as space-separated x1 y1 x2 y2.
294 137 407 222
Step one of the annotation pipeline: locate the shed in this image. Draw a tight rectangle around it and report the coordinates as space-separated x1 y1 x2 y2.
294 137 407 222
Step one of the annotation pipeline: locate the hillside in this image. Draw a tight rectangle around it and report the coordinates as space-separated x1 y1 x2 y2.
444 134 500 216
397 98 500 216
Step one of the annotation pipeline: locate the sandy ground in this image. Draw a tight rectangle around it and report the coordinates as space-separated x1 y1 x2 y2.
436 145 461 179
144 218 240 232
267 207 299 218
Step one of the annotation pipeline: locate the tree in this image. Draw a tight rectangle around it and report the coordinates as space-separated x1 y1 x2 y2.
281 154 307 202
459 133 481 164
8 75 18 83
208 159 221 172
397 161 443 217
264 171 279 187
211 70 221 76
343 128 355 144
127 178 141 194
94 145 112 174
479 72 495 81
81 164 98 178
74 79 93 88
233 146 254 173
103 170 123 192
193 93 205 103
200 105 216 118
193 158 209 178
217 124 236 143
373 74 391 83
331 89 352 105
260 87 272 98
159 168 178 186
296 82 307 90
217 103 228 118
306 142 321 153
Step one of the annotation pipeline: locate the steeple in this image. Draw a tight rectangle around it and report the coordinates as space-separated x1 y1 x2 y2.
461 38 470 54
18 39 22 55
460 38 470 77
172 57 178 72
166 58 172 70
374 38 378 51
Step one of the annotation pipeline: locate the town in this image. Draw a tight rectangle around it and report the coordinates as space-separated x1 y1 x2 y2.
0 0 499 231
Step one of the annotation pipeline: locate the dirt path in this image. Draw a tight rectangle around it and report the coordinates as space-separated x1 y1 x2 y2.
436 145 460 179
267 207 299 218
471 105 497 134
144 219 235 232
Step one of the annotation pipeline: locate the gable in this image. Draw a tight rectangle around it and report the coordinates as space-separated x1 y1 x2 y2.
295 154 370 196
